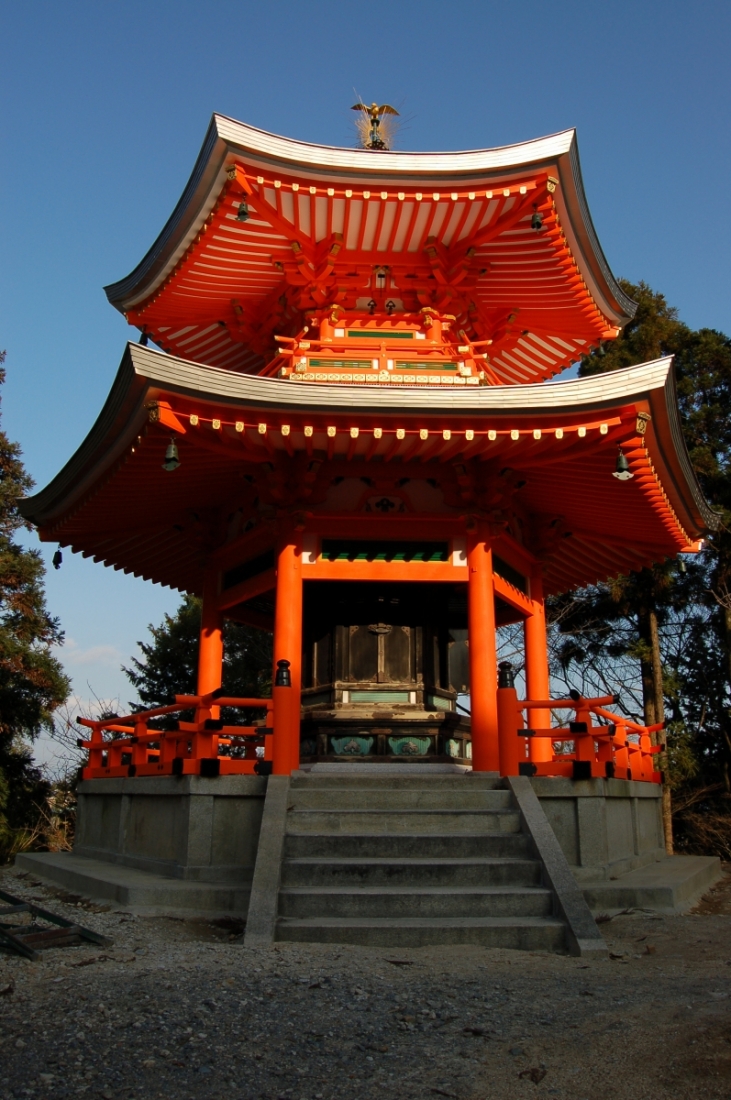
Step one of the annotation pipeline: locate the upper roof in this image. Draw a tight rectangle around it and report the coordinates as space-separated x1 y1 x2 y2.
21 344 714 596
104 115 636 383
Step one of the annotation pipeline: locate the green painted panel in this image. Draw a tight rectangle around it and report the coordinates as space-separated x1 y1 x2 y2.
350 691 410 703
427 695 452 710
347 330 414 339
308 359 372 369
388 736 432 756
331 735 374 755
493 556 528 594
321 540 449 563
396 362 458 371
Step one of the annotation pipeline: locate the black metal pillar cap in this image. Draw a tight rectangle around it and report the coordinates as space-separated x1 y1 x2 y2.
498 661 515 689
275 659 291 687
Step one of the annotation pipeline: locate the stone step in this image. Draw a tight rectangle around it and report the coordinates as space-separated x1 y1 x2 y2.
278 885 553 919
280 856 542 888
275 915 567 950
288 788 514 811
291 773 503 790
286 809 521 835
283 832 532 859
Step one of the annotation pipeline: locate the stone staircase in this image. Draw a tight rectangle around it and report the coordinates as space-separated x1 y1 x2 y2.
273 772 567 950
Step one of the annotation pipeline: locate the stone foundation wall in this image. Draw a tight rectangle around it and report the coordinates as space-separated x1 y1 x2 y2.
72 774 664 886
74 776 267 883
530 777 665 881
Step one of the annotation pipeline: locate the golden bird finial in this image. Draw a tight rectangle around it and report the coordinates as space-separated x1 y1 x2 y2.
351 101 400 150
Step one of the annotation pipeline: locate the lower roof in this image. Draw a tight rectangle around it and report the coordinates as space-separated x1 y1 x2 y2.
21 344 716 597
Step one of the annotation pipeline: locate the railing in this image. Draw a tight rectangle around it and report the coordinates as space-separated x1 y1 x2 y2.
76 689 273 779
497 678 662 783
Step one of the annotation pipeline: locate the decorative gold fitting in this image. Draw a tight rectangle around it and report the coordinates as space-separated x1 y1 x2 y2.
225 164 237 181
147 404 160 423
636 412 652 435
547 176 558 193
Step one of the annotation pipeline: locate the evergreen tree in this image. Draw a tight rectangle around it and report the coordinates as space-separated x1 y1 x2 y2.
552 281 731 851
124 594 272 727
0 352 70 857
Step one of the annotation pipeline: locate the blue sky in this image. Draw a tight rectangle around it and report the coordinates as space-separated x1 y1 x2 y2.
2 0 730 728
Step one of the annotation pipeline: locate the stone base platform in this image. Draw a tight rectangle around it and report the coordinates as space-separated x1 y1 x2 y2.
14 850 252 916
581 854 722 914
17 847 721 921
12 772 723 931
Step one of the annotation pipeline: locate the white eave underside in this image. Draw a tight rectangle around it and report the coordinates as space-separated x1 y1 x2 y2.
132 344 669 411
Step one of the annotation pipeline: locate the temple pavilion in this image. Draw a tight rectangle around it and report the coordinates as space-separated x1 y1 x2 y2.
22 114 714 779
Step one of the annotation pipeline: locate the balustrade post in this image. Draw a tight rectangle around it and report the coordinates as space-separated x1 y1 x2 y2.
496 662 523 776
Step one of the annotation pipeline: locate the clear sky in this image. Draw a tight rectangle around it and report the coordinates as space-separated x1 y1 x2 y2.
2 0 730 737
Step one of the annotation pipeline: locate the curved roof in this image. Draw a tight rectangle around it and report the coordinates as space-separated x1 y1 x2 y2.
22 344 714 596
104 115 636 383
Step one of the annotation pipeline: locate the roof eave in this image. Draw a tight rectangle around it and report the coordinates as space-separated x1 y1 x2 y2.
104 115 634 329
22 345 714 541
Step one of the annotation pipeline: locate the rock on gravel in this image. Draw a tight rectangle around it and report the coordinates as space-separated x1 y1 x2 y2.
1 864 730 1100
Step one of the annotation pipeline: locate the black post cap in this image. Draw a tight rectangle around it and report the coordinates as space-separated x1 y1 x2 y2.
498 661 515 689
275 659 292 687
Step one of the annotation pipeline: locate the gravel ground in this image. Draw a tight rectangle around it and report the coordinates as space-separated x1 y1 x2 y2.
1 864 730 1100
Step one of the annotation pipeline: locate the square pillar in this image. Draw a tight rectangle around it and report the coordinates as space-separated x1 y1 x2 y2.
524 564 553 763
197 567 223 697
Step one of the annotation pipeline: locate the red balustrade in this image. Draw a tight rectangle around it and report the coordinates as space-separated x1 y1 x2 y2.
496 682 662 783
77 690 273 779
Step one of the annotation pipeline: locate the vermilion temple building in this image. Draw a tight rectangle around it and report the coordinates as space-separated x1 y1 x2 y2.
18 114 720 950
23 114 711 774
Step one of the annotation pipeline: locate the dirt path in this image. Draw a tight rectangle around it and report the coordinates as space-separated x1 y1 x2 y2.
1 865 729 1100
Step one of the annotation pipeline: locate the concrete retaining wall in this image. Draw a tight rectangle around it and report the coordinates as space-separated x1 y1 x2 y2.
530 777 665 882
74 776 267 883
70 774 663 888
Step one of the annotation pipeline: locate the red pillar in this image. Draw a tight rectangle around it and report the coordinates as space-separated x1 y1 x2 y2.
197 567 224 697
467 525 499 772
272 527 303 775
497 675 522 776
524 564 552 763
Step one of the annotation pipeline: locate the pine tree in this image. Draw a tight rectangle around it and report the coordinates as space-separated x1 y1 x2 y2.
552 281 731 852
0 352 70 858
124 594 272 727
